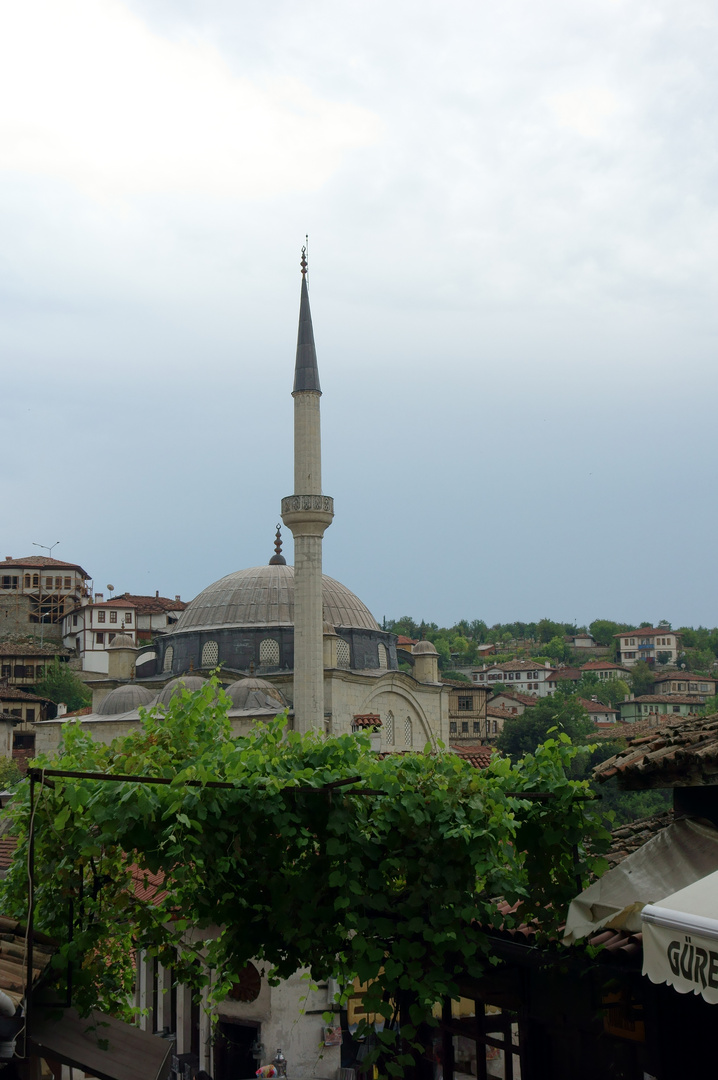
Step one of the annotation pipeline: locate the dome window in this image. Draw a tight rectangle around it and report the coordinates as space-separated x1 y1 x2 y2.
202 641 219 667
337 639 350 668
162 646 174 673
377 643 388 669
259 638 280 668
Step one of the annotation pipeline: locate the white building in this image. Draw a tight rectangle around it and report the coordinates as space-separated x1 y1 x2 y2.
471 660 554 697
62 592 187 674
615 626 682 667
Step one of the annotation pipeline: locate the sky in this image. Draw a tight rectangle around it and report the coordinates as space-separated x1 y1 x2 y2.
2 0 718 630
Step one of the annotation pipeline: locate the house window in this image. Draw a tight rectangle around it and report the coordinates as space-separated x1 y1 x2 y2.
96 633 105 644
23 575 30 588
673 706 680 713
13 733 35 749
97 611 106 623
25 709 35 724
337 639 350 668
457 696 472 711
202 641 219 667
0 666 10 678
32 574 38 587
404 717 413 746
125 612 133 624
163 646 174 673
477 674 484 681
73 615 78 626
259 638 280 667
461 721 469 733
450 721 457 734
701 684 709 691
109 611 118 624
473 721 480 733
55 577 62 589
1 576 18 590
45 578 52 588
492 720 498 734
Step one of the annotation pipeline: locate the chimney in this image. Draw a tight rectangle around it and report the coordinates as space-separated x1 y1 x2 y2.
175 595 180 602
57 703 67 717
4 557 11 562
95 592 104 603
156 590 159 598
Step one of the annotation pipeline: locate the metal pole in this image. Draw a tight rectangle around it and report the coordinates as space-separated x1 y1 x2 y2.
26 770 35 1045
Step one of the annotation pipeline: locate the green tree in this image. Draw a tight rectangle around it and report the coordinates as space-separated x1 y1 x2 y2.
537 618 564 643
589 619 632 648
32 658 91 713
496 692 593 761
545 635 571 663
3 680 610 1078
628 661 655 697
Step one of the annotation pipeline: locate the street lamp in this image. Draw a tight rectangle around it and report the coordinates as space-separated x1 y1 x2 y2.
32 541 60 558
39 612 53 648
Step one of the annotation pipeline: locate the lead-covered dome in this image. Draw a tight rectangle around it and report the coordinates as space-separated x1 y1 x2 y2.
97 684 156 715
173 564 380 634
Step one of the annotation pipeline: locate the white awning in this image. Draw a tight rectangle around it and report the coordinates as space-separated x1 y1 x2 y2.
564 817 718 944
642 869 718 1003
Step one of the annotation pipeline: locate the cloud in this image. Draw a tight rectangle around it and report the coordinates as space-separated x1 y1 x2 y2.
0 0 380 201
549 86 622 138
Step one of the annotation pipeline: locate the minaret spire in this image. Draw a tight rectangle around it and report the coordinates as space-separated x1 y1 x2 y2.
281 247 334 733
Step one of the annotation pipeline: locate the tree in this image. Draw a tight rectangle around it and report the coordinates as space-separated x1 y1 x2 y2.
537 618 564 643
496 692 593 762
589 619 632 648
628 660 655 697
32 658 91 713
2 680 610 1077
545 635 571 663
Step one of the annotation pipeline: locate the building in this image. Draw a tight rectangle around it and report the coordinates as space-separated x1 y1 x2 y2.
471 660 553 697
567 633 595 649
62 592 187 674
615 626 682 667
447 683 490 741
0 640 72 687
617 694 703 723
488 690 539 715
578 697 618 726
579 660 631 681
0 556 90 642
651 671 716 699
545 667 583 692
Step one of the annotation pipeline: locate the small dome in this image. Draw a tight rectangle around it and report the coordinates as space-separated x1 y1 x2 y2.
107 633 136 650
413 640 438 656
156 675 208 707
225 677 286 712
97 684 156 716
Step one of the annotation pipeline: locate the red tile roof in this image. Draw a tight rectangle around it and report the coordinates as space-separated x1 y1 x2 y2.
589 715 673 740
485 660 551 672
0 641 71 657
486 704 516 719
107 593 188 614
579 660 627 671
1 555 89 576
653 671 715 685
11 747 35 775
546 668 583 682
0 685 49 702
631 694 703 705
593 712 718 787
614 627 680 638
453 744 495 768
352 714 382 728
492 690 539 706
578 697 617 714
0 837 17 873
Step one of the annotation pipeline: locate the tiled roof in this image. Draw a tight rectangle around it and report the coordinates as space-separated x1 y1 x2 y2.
396 636 417 646
0 915 55 1008
593 713 718 788
1 556 89 576
589 715 673 741
453 744 495 768
352 714 382 728
614 627 680 638
546 668 582 681
11 747 34 775
492 690 539 706
0 685 49 703
653 671 715 685
0 837 17 874
578 697 617 714
485 660 551 672
0 641 71 657
486 705 516 719
106 593 188 614
604 811 674 869
490 898 643 963
580 660 627 671
131 865 168 905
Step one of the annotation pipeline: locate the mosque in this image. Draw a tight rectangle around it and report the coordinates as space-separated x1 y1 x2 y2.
35 252 449 758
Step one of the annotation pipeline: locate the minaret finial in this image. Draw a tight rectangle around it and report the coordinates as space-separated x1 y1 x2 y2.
301 243 308 278
269 523 286 565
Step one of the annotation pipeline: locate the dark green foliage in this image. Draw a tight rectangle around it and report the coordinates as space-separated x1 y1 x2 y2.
2 678 610 1078
628 661 655 697
32 658 91 713
496 692 593 761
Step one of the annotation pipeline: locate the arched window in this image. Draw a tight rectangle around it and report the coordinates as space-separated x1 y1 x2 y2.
404 717 413 746
259 638 280 668
202 641 219 667
377 643 387 669
337 639 350 668
163 646 174 673
385 712 394 745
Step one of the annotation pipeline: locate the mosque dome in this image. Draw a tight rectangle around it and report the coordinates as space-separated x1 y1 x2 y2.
156 675 209 707
413 640 438 655
107 633 136 650
96 684 156 715
173 564 380 635
225 677 286 712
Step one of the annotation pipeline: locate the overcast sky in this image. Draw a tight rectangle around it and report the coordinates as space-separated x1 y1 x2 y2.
2 0 717 629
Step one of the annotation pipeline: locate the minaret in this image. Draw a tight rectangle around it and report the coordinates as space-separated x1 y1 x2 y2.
281 247 334 732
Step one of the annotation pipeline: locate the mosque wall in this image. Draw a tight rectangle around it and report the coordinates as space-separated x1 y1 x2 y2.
324 670 449 748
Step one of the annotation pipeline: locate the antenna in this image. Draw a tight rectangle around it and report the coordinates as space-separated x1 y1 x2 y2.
33 541 60 558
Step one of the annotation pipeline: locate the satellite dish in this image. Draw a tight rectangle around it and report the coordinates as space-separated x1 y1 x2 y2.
107 584 115 592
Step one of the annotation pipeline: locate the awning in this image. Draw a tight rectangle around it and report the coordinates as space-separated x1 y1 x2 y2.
642 869 718 1003
564 817 718 943
28 1007 172 1080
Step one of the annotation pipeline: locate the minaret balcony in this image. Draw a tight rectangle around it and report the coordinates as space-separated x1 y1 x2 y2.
281 495 334 535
